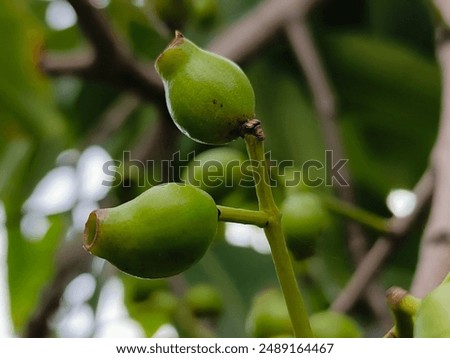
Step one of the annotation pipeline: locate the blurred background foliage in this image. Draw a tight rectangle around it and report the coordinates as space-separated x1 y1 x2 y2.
0 0 441 337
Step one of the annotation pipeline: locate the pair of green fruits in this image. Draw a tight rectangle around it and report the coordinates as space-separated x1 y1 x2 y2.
124 277 223 320
84 33 252 277
84 33 326 278
246 288 362 338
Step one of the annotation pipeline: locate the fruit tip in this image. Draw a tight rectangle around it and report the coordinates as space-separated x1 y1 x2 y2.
166 30 185 50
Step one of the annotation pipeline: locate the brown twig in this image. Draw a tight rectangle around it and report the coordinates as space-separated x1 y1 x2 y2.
284 19 391 326
410 11 450 296
331 170 434 312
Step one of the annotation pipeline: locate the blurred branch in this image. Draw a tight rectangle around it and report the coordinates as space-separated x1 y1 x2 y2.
39 0 165 104
39 52 95 76
410 16 450 296
23 240 92 337
84 94 141 146
208 0 318 62
331 170 434 312
284 19 390 326
131 110 180 166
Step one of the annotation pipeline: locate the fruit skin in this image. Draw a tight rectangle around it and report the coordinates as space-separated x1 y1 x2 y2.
246 289 292 338
155 32 256 145
309 311 363 338
414 282 450 338
281 192 328 260
181 147 246 199
83 183 218 278
185 284 223 318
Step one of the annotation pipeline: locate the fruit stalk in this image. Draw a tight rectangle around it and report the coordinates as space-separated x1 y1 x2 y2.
244 134 313 338
217 205 269 227
385 287 420 338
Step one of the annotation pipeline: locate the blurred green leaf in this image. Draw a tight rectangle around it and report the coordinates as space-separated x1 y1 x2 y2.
0 0 68 141
7 216 65 331
0 138 33 203
323 33 440 194
367 0 434 54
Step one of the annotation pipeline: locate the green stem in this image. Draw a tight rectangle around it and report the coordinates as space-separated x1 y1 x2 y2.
217 205 269 227
320 194 390 233
244 134 313 338
385 287 421 338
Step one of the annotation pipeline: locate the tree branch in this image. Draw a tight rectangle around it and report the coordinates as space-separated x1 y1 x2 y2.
66 0 125 60
331 170 434 312
410 16 450 296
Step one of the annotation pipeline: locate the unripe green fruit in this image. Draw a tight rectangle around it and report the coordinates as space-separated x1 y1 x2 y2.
246 289 292 338
414 282 450 338
281 192 328 260
155 32 256 145
185 284 223 318
181 147 246 199
83 183 218 278
309 311 363 338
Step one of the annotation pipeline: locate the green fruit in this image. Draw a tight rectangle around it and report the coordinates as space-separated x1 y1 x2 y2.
309 311 363 338
246 289 292 338
192 0 218 29
281 192 328 260
185 284 223 318
155 31 256 145
414 282 450 338
181 147 246 199
83 183 218 278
